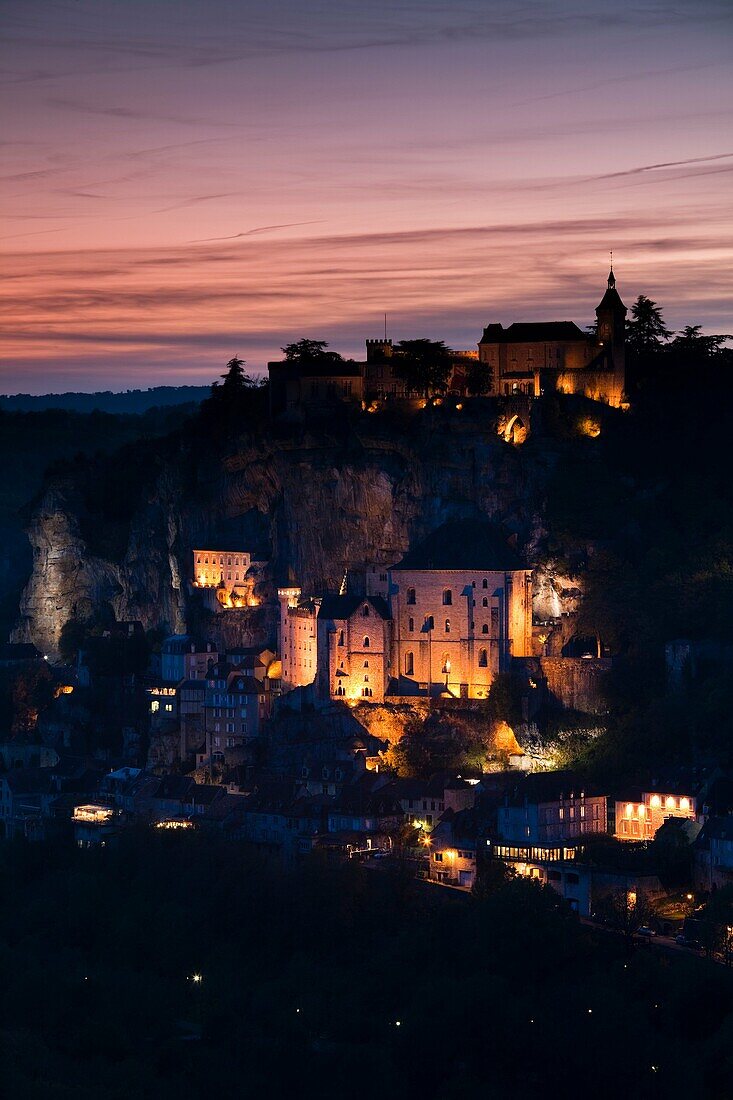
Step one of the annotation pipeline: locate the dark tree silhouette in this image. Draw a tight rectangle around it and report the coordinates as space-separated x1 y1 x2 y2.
391 339 453 397
626 295 671 355
281 339 344 364
464 358 492 396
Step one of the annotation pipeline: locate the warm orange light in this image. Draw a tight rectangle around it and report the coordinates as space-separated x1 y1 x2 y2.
665 796 676 810
650 795 661 808
680 797 690 811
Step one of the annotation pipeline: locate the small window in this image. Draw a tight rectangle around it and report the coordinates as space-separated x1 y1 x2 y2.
405 652 414 676
482 624 489 634
426 615 434 630
442 589 452 606
482 578 488 589
364 660 369 668
406 587 416 605
482 596 488 607
445 619 450 633
363 636 370 648
408 617 414 632
362 605 370 617
478 649 488 667
338 631 345 646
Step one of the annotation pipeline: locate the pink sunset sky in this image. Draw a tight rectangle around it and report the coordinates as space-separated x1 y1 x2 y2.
1 0 732 393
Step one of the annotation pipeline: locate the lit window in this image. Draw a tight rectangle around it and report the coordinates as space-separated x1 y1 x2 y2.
680 797 690 811
445 619 450 633
666 796 676 810
650 794 661 808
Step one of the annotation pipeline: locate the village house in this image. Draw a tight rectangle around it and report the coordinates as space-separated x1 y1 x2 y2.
694 816 733 892
203 664 271 766
161 635 217 683
428 807 480 889
497 770 608 847
614 787 697 842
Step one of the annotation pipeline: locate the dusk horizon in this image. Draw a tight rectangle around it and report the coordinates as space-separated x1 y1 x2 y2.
2 0 732 392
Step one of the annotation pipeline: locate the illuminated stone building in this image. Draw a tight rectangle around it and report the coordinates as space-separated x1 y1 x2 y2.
278 588 319 693
389 519 533 699
614 788 697 842
478 267 627 407
192 549 260 609
316 594 391 702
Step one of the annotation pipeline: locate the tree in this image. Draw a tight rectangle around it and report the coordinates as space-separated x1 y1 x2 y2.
669 325 732 360
464 359 492 397
391 339 453 398
626 295 671 355
281 340 344 365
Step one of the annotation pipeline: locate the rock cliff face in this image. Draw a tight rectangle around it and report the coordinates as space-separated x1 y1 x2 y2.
14 407 579 656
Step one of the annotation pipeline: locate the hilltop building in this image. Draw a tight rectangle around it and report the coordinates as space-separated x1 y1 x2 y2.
478 267 627 406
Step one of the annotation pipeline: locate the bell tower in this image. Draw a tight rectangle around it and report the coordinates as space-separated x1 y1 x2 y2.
595 260 627 404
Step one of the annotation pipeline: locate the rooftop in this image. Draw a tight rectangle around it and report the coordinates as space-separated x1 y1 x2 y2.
480 321 588 345
392 518 524 571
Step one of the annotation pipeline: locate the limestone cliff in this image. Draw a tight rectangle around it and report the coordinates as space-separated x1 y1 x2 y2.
14 404 582 656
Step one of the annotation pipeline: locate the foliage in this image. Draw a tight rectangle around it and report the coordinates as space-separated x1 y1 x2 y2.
626 294 671 356
281 339 344 364
464 359 492 396
391 339 453 397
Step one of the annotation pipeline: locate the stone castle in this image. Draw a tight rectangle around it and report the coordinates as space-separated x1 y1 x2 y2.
269 266 627 417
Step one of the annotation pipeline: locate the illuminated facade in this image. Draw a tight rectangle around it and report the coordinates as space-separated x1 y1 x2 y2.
497 772 608 846
317 594 391 702
615 790 696 841
478 267 627 407
389 520 532 699
278 588 319 693
192 550 259 608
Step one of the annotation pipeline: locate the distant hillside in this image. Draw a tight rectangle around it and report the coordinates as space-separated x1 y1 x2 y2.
0 386 210 415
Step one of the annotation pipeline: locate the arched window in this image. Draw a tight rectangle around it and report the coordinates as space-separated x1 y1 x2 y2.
363 636 370 648
364 674 369 682
425 615 434 630
362 604 370 617
482 596 489 607
482 578 488 589
338 630 345 646
406 588 416 605
478 649 488 667
482 623 489 634
363 660 369 668
408 617 414 632
441 655 450 674
442 589 452 606
405 652 414 676
445 618 451 633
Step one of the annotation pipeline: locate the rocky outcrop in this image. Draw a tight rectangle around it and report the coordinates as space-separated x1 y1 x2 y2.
14 406 581 656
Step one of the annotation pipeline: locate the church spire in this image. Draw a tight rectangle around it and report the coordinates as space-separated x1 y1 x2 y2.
607 250 615 289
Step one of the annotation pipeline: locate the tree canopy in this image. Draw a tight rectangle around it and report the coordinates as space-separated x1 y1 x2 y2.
281 339 344 365
391 339 453 397
626 295 671 355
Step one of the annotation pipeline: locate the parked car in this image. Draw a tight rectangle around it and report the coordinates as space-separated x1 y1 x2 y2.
637 926 656 938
